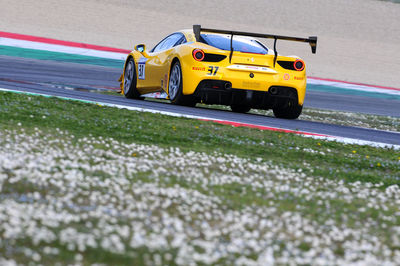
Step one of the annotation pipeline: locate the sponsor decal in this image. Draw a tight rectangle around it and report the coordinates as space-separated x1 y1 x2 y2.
227 65 277 74
294 76 304 80
283 73 290 80
192 66 206 71
138 57 148 80
164 74 168 89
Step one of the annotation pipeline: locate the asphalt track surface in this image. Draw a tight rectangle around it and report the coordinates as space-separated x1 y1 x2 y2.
1 55 399 145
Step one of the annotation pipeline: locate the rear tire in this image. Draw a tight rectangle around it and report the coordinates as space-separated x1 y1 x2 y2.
123 58 143 99
231 105 251 113
169 61 196 107
273 102 303 119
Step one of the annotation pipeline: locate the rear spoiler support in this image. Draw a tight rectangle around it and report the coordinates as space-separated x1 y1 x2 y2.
229 34 234 63
273 37 278 67
193 25 317 65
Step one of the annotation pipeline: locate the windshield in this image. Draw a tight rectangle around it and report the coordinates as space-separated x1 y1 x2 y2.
200 34 268 54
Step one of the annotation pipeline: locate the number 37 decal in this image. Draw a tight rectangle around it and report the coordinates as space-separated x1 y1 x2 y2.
138 63 145 79
137 57 148 80
207 66 219 76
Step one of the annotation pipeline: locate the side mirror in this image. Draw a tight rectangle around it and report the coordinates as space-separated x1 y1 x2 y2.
135 44 146 53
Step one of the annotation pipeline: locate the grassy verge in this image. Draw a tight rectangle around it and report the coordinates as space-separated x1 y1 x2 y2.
0 91 400 265
1 91 399 186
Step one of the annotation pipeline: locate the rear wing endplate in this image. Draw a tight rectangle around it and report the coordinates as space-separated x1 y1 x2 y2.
193 25 317 65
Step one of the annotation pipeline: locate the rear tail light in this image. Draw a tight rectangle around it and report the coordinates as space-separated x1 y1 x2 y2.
192 49 205 61
293 59 305 71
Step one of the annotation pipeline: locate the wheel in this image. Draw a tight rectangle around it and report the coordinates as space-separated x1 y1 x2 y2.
168 61 195 107
123 58 143 99
273 102 303 119
231 105 251 113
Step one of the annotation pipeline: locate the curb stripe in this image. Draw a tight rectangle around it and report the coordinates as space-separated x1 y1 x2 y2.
0 45 124 68
0 31 131 54
200 119 328 137
0 38 127 60
308 76 400 92
307 78 400 97
306 83 400 100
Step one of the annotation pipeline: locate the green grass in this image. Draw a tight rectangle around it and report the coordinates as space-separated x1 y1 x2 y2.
1 91 399 187
1 90 400 264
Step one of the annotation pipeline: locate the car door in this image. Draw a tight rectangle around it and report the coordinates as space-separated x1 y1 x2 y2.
137 33 185 93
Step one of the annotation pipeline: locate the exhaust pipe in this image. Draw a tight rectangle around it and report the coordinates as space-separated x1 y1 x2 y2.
269 87 279 95
225 82 232 90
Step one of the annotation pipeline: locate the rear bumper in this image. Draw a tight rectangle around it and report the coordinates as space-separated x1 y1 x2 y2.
181 61 306 106
193 79 299 109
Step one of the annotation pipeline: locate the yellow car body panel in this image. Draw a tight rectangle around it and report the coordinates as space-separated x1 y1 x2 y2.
120 27 316 118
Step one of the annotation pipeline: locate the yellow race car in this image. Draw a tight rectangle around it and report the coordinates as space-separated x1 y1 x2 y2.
120 25 317 119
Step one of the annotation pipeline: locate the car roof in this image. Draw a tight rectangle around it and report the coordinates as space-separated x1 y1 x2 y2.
179 29 196 42
178 29 258 43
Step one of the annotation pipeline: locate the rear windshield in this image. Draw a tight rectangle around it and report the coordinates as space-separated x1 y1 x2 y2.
200 34 268 54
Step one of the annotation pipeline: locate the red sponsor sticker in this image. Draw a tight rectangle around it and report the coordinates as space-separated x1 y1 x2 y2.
192 66 206 71
283 73 290 80
294 76 304 80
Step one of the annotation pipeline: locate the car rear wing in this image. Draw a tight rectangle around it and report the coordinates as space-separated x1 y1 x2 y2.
193 25 317 65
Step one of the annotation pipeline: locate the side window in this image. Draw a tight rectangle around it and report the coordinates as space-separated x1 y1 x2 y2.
151 38 169 53
151 33 186 53
175 35 187 46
